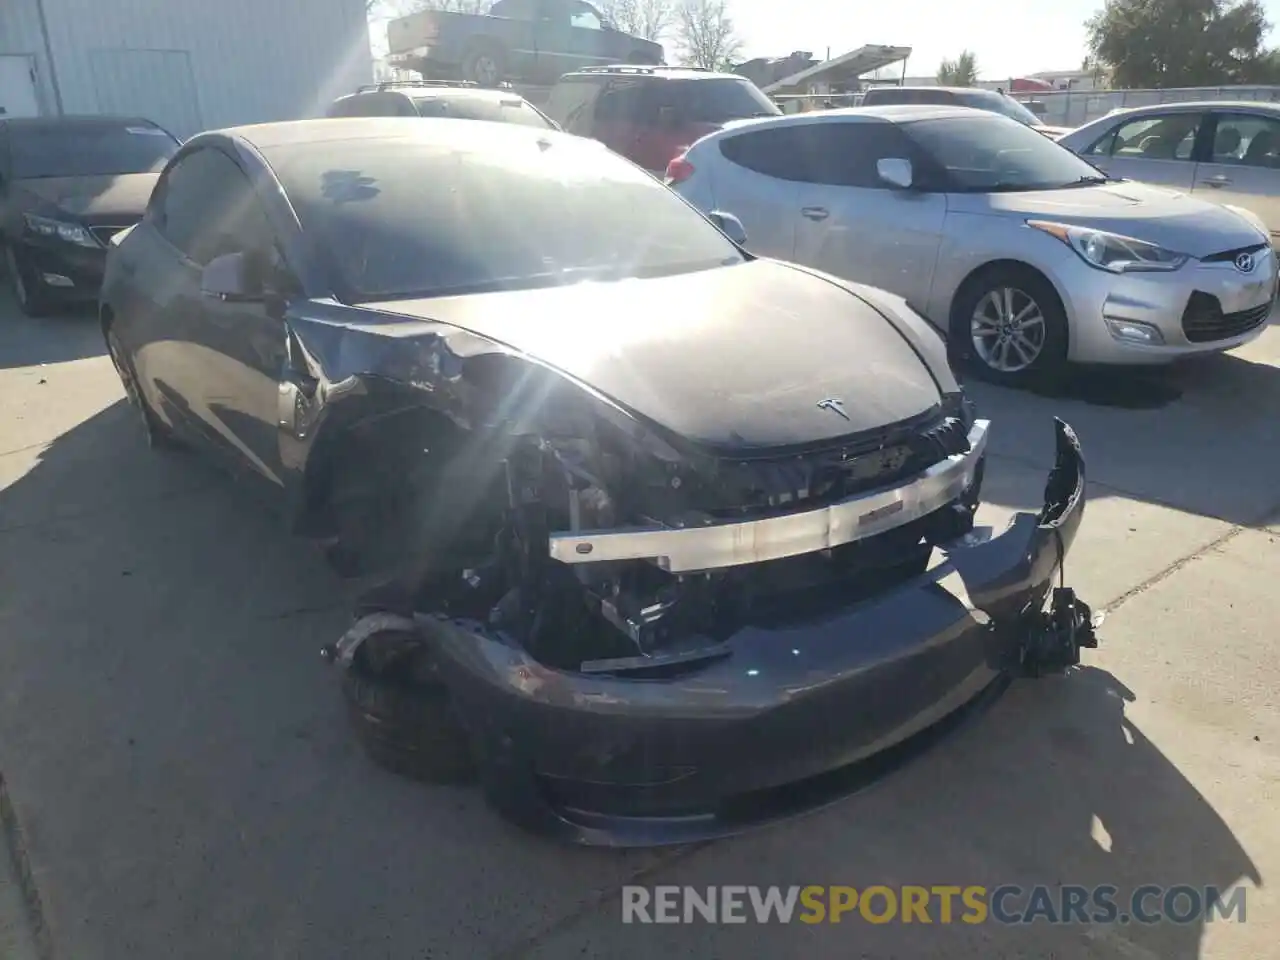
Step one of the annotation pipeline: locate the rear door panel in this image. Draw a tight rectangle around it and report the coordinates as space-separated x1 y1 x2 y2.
709 127 803 260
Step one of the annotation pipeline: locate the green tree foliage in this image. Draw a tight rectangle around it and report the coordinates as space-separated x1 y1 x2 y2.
937 51 979 86
1086 0 1280 88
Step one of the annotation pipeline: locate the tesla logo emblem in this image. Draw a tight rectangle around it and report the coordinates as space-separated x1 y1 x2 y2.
1235 252 1256 273
817 398 851 421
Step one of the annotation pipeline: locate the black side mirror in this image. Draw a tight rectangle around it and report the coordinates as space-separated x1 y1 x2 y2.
707 210 748 246
200 251 264 302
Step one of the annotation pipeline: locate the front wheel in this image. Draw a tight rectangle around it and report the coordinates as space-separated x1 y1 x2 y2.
950 265 1069 388
342 632 476 785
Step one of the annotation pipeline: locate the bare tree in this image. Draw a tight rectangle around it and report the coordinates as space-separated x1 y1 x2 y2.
674 0 742 70
598 0 675 41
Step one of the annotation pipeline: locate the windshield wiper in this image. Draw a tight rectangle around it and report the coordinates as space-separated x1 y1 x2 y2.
1062 175 1112 187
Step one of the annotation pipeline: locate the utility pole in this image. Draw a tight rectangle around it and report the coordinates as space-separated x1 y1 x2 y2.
33 0 65 114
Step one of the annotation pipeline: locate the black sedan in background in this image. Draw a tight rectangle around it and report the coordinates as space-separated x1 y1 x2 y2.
0 114 179 316
325 81 559 130
100 118 1094 845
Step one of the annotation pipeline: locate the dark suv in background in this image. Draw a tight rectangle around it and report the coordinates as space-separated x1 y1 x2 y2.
0 115 179 316
859 85 1072 138
544 65 781 173
326 81 558 129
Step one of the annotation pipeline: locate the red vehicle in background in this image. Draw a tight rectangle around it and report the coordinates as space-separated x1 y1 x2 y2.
543 65 781 174
1008 76 1055 94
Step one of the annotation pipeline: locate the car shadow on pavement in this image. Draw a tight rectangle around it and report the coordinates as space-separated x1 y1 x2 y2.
966 350 1280 529
530 666 1264 960
0 400 1265 959
0 294 104 370
0 401 676 959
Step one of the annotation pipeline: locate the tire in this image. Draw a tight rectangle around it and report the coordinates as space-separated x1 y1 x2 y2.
949 264 1069 389
104 324 180 450
461 42 506 87
341 639 476 785
3 244 54 318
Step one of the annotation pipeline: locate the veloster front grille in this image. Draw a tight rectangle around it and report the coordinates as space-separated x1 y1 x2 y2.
1200 242 1268 264
1181 291 1272 343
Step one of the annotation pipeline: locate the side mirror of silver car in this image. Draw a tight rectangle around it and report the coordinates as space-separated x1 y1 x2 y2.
877 157 914 190
707 210 748 246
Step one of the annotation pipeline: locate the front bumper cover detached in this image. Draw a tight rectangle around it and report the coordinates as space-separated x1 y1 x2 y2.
332 418 1095 847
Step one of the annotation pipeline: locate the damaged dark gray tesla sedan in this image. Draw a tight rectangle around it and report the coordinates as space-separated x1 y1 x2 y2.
100 117 1097 846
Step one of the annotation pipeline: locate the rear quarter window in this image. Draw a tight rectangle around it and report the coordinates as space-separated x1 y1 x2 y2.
415 95 553 128
544 77 605 135
327 93 416 118
719 126 813 180
659 78 779 123
863 88 954 106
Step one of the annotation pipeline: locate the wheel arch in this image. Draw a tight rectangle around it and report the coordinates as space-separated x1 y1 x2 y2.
948 258 1072 355
295 389 493 543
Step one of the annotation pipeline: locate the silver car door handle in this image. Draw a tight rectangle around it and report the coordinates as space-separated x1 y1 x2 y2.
1201 176 1232 187
801 206 829 221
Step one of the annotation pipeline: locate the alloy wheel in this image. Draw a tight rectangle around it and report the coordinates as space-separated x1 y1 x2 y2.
970 286 1047 373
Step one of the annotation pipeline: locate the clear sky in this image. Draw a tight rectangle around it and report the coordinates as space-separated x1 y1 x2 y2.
370 0 1280 80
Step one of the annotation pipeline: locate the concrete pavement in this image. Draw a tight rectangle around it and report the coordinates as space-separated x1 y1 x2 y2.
0 292 1276 959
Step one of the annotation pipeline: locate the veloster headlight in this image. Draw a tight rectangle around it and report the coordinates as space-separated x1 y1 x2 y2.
23 213 97 249
1027 220 1187 273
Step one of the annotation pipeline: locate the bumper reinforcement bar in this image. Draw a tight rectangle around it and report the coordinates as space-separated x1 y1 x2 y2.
547 420 990 573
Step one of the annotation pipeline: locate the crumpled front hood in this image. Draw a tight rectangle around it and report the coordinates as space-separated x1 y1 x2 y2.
362 259 945 453
13 173 159 220
950 180 1268 258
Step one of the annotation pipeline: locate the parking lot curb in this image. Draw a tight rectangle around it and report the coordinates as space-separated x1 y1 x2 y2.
0 773 47 960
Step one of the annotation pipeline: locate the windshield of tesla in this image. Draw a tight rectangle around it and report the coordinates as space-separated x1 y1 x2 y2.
9 122 180 179
904 114 1105 192
270 132 744 300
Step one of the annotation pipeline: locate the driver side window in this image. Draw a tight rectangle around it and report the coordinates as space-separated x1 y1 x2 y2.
154 147 274 267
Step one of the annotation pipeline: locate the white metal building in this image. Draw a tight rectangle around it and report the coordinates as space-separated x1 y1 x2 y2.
1 0 372 138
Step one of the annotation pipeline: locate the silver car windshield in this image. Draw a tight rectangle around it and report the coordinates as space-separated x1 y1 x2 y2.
904 115 1106 193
